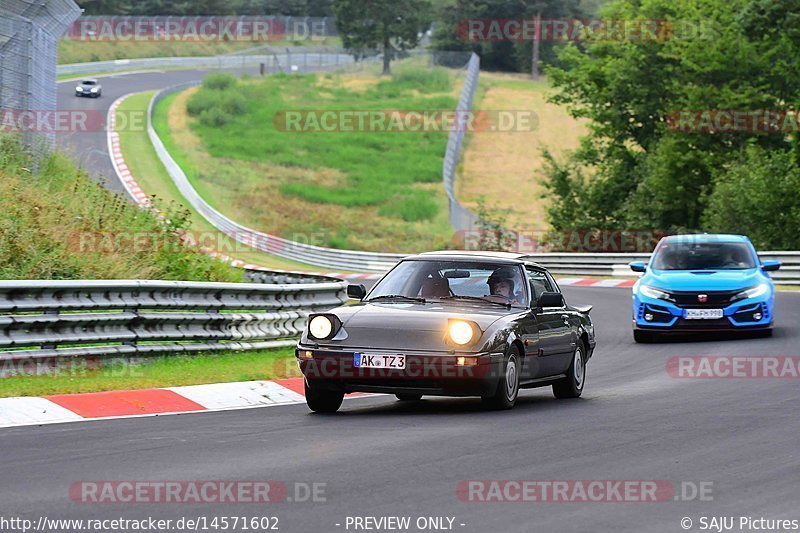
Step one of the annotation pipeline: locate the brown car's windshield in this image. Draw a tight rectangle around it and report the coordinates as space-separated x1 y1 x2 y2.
368 260 530 308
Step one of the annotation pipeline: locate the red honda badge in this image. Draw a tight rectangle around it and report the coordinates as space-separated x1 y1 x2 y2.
698 294 708 303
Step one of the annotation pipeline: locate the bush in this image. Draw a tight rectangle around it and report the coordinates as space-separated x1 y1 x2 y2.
199 107 233 127
703 146 800 250
203 72 237 91
186 90 220 117
187 81 247 125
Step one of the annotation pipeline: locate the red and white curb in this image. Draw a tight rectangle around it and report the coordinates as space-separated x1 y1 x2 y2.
0 378 362 429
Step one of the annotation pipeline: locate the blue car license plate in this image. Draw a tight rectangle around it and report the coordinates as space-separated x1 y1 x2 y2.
685 309 724 320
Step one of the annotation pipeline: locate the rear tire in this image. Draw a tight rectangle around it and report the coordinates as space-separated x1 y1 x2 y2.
305 381 343 413
482 345 521 410
395 393 423 401
553 343 586 399
633 330 655 343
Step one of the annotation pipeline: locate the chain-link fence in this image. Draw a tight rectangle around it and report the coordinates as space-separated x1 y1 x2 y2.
0 0 80 157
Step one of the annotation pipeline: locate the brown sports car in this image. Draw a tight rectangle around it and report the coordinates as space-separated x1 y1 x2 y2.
296 251 596 413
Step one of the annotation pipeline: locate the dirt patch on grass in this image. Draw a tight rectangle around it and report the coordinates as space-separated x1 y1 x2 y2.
458 75 587 232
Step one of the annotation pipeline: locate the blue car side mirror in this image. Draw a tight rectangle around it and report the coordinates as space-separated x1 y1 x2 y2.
761 260 781 272
629 261 647 273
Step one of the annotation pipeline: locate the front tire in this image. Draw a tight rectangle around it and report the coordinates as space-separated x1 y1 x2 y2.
305 381 344 413
482 345 521 410
633 329 655 343
553 343 586 399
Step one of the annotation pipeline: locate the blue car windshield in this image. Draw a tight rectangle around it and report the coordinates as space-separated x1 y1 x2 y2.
651 242 757 270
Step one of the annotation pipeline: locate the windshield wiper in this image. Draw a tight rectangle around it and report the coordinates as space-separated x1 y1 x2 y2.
367 294 427 303
439 295 511 308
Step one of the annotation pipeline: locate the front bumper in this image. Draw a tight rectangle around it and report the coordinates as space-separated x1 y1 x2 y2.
295 346 505 397
632 293 773 332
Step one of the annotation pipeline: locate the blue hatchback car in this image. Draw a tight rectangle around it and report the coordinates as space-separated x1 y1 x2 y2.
630 234 781 342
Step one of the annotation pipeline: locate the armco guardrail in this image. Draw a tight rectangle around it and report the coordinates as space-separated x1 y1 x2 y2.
443 52 480 232
0 278 347 363
527 252 800 285
147 82 407 273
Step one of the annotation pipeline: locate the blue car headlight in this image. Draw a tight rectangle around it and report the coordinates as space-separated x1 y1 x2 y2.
639 285 673 302
731 283 769 302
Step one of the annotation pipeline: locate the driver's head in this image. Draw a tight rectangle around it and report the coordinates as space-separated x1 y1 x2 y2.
488 267 516 298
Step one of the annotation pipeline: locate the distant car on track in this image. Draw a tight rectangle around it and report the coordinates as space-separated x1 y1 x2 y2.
630 234 781 342
75 79 102 98
296 251 596 413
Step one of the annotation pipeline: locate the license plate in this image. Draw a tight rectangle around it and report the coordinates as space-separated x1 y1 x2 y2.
354 353 406 369
685 309 724 320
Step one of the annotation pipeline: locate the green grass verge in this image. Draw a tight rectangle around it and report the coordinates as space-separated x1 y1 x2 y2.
0 347 297 398
117 91 329 272
152 64 458 253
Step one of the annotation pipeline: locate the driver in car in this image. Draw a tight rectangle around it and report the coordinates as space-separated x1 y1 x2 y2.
487 267 523 305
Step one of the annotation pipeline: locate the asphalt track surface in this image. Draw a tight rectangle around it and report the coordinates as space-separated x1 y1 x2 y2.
2 286 799 533
56 67 261 195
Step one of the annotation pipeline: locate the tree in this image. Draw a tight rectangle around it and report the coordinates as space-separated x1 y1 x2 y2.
430 0 583 74
333 0 432 74
540 0 800 248
704 145 800 250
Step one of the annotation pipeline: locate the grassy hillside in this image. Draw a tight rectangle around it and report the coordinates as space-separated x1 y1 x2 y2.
155 65 458 252
117 91 327 272
458 73 587 233
0 135 239 281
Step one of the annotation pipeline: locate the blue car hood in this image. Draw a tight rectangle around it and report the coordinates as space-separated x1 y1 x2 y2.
644 269 763 292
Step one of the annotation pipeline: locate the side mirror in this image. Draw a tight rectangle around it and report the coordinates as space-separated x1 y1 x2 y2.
538 292 565 309
761 260 782 272
629 261 647 273
347 284 367 301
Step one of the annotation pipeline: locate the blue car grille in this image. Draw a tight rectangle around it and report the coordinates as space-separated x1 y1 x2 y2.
668 290 740 308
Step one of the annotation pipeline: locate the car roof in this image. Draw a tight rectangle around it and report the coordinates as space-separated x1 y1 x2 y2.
409 250 547 269
81 79 98 83
661 234 749 244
